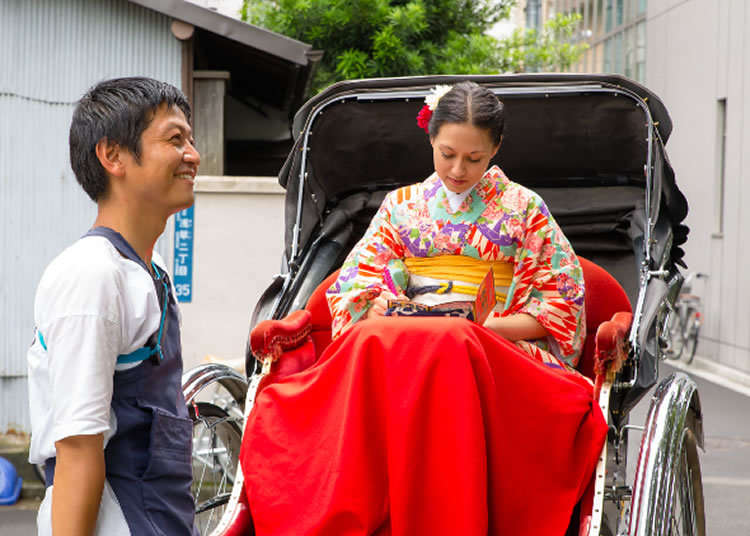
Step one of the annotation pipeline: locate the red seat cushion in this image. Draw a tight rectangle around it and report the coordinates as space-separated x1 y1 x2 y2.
303 257 632 379
577 257 632 380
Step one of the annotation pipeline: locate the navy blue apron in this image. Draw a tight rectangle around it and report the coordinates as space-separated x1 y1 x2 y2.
44 227 197 535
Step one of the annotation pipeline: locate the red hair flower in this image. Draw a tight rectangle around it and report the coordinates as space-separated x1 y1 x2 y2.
416 105 432 133
416 84 452 134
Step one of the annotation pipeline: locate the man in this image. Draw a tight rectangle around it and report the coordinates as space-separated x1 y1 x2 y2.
27 77 200 535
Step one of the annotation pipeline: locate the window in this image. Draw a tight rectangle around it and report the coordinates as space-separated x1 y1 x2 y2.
714 99 727 235
526 0 542 31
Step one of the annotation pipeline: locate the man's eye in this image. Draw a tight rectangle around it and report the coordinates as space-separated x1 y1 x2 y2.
468 158 480 163
441 152 454 159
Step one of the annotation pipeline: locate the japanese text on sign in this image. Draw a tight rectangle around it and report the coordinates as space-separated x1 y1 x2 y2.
173 207 194 302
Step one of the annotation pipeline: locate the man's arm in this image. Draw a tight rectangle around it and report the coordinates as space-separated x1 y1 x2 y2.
51 433 105 536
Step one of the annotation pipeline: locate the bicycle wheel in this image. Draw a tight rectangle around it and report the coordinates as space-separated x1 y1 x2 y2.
668 430 706 536
189 401 243 535
665 309 684 360
682 313 700 365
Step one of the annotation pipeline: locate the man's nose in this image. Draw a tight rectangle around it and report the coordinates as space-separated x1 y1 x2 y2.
185 142 201 166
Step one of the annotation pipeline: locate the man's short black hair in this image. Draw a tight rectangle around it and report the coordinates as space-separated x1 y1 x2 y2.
69 77 191 202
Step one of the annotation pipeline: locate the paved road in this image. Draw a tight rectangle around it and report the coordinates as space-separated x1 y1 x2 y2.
0 502 37 535
679 366 750 534
2 362 749 535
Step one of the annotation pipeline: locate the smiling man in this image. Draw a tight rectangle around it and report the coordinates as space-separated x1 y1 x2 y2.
27 77 200 535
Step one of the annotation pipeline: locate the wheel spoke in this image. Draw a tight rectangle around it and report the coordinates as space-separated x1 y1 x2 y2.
189 402 243 534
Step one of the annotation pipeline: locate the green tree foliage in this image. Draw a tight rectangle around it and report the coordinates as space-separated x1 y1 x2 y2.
241 0 587 93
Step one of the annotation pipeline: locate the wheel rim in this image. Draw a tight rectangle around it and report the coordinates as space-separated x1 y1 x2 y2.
668 432 705 536
190 402 243 534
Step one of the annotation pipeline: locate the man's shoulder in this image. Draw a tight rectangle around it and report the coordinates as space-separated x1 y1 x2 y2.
36 236 125 308
43 236 121 280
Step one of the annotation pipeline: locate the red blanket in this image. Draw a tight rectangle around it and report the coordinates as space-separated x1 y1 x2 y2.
241 317 607 535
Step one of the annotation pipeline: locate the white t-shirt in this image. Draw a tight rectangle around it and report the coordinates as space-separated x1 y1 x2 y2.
28 234 175 535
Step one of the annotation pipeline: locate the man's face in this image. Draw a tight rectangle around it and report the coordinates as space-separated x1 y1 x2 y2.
119 103 200 216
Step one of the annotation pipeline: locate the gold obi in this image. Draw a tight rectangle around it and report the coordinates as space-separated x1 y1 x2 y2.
403 255 514 303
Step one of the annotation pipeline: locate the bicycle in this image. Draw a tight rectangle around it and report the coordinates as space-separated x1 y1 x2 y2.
665 272 708 364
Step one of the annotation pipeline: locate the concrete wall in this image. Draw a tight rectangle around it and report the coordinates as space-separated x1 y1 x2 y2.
179 177 285 372
646 0 750 374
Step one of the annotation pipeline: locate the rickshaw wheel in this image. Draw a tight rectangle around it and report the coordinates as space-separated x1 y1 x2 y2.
629 373 705 536
668 430 705 536
189 402 243 535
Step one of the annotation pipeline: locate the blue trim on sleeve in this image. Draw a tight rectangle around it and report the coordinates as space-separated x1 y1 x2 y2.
37 330 47 351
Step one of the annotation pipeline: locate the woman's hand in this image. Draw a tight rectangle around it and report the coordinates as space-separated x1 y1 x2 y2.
483 313 549 341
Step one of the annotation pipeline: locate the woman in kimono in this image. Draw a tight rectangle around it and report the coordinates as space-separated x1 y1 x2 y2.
241 82 607 536
328 82 585 372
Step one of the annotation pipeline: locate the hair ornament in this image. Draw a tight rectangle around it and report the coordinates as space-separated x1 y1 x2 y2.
416 84 452 134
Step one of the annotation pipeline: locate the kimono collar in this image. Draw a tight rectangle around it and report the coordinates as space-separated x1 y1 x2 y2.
441 183 474 213
438 166 507 213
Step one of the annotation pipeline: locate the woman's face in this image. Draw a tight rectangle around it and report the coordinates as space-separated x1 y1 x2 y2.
431 122 500 194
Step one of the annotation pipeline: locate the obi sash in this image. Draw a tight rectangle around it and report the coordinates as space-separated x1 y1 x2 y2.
404 255 513 303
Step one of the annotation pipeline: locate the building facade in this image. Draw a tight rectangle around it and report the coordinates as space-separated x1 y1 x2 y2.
646 0 750 378
520 0 647 82
532 0 750 378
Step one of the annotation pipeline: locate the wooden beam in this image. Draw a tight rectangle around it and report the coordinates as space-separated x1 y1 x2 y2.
194 71 230 176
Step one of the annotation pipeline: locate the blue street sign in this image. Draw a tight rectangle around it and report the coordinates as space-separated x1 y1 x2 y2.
173 207 194 302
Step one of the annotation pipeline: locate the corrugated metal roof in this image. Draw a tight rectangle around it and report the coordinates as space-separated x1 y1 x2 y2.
0 0 182 433
128 0 313 65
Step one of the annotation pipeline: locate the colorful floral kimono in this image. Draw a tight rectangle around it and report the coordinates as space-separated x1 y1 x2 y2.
327 165 586 368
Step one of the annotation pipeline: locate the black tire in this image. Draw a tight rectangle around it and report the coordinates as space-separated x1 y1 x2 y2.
188 402 243 535
668 430 706 535
682 314 700 365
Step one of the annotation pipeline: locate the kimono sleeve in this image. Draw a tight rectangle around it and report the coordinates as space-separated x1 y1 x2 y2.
507 195 586 365
327 192 407 339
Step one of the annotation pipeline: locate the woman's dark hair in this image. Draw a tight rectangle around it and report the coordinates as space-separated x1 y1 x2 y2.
428 81 504 146
69 77 191 202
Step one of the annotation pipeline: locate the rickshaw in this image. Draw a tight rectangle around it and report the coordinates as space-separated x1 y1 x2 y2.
182 73 704 535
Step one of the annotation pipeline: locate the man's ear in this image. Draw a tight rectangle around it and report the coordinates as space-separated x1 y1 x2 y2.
95 138 125 178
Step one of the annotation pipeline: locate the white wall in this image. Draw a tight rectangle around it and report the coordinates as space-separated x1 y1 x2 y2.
646 0 750 373
179 177 285 372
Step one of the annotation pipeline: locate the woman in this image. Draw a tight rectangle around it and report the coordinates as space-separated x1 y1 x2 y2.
328 82 585 372
241 82 607 536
